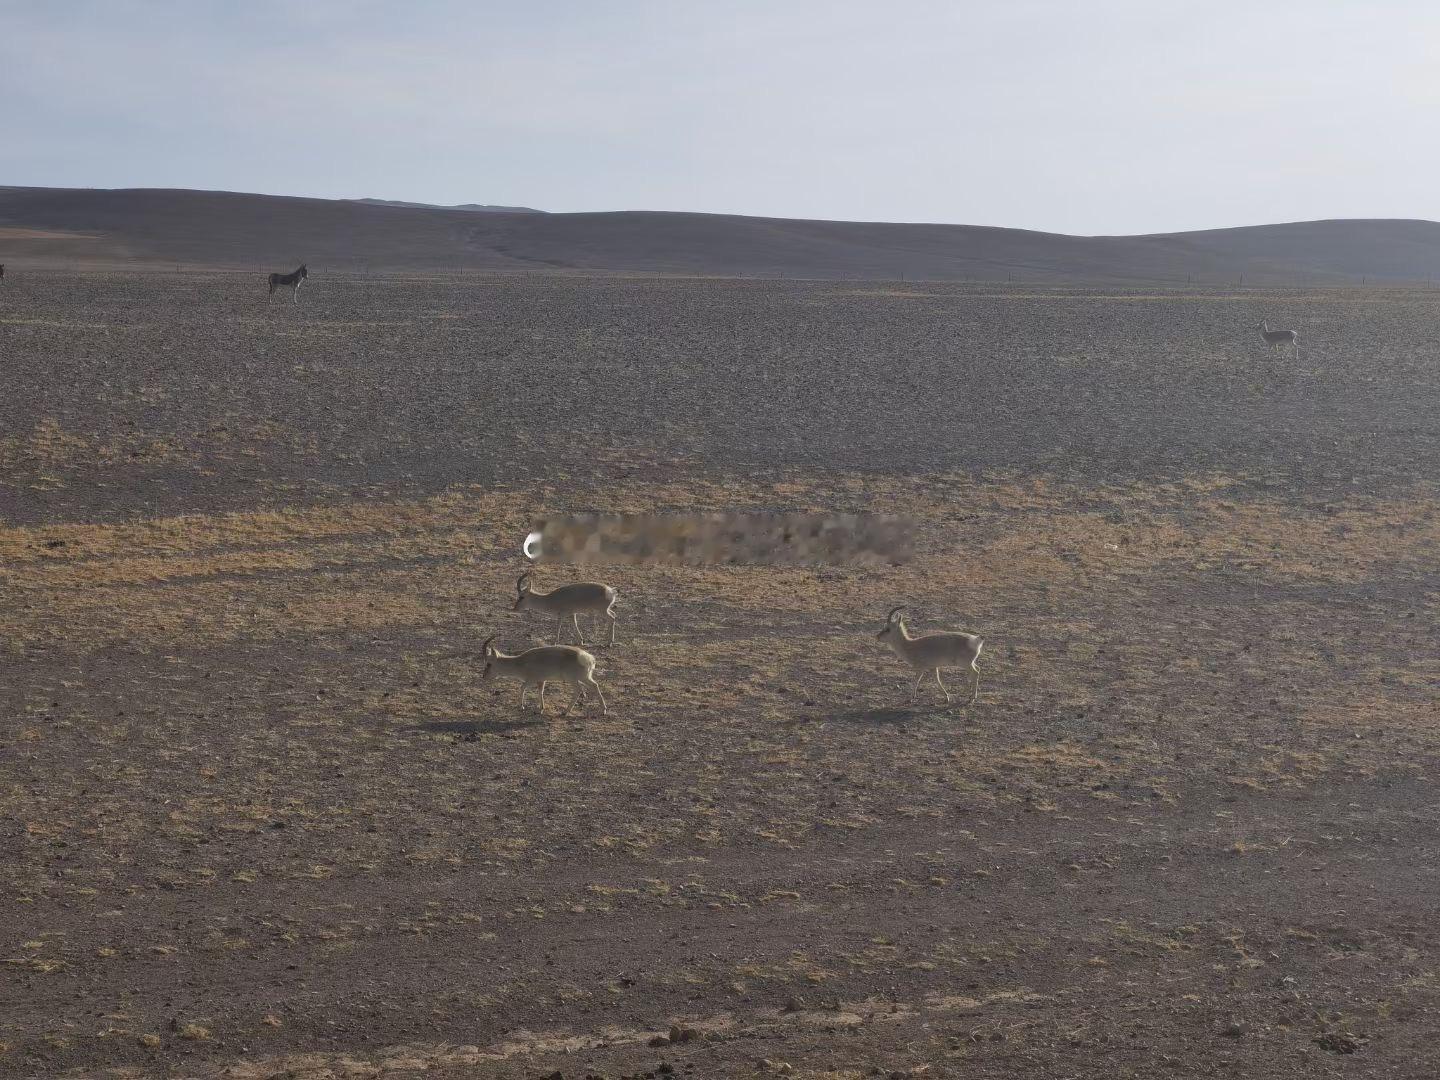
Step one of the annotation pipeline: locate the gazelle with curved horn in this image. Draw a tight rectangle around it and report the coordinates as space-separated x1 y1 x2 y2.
512 572 618 646
480 634 607 715
876 606 983 705
1256 319 1299 358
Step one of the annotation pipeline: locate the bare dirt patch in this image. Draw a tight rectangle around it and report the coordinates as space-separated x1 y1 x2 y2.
1 273 1437 1078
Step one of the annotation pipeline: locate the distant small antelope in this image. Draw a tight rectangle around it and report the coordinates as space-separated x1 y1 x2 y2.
481 634 607 715
513 572 618 646
876 606 983 705
1256 319 1299 357
267 263 308 303
0 264 6 282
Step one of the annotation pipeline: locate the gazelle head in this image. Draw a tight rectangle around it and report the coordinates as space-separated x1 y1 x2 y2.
876 605 909 643
480 633 499 679
299 264 309 278
512 572 534 611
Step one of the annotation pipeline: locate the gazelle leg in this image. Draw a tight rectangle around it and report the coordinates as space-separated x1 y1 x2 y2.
553 615 564 644
519 683 529 709
572 612 586 645
607 606 616 646
538 681 548 714
969 662 981 705
935 668 952 702
912 671 926 699
585 675 608 715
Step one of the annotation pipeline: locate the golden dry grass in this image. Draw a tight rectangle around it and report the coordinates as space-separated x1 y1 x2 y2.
5 275 1439 1078
3 465 1435 909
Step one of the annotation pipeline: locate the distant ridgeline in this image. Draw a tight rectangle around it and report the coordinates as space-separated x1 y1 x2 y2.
348 198 545 214
2 186 1439 283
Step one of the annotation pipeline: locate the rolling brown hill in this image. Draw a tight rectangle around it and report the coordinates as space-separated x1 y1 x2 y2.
4 184 1440 283
349 197 544 213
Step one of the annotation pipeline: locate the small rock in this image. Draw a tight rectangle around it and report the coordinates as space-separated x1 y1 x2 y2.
1315 1031 1364 1054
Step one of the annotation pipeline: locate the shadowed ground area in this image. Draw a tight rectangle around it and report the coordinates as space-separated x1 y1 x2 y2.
0 273 1437 1078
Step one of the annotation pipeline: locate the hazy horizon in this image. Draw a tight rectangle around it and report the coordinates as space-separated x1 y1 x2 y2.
5 1 1440 235
14 182 1440 239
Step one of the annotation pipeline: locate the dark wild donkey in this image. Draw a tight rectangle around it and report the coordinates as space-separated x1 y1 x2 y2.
267 264 307 303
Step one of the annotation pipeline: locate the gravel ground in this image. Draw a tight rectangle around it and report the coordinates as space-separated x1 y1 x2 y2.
0 272 1437 1079
2 272 1438 522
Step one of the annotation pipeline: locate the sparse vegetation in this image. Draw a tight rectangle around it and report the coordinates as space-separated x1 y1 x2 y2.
0 272 1436 1077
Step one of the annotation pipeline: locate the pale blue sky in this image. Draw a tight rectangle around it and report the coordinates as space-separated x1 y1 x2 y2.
4 0 1438 234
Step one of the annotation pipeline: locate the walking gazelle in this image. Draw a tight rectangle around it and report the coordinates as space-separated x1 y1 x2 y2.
1256 319 1299 358
876 605 983 705
513 572 618 646
267 263 308 303
480 634 608 715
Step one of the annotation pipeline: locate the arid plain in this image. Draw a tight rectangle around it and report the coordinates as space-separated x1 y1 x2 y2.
1 272 1437 1078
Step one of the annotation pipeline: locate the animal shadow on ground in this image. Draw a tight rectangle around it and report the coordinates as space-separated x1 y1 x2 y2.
405 718 543 739
830 705 932 727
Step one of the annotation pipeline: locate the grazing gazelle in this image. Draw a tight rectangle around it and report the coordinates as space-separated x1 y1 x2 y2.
267 263 308 303
513 572 618 646
876 606 983 705
481 634 607 715
1256 319 1299 358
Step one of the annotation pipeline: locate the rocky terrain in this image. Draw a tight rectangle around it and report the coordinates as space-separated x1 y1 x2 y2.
0 271 1436 1078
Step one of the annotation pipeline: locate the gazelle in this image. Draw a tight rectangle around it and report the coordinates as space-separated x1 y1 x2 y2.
1256 319 1299 358
481 634 607 715
513 572 618 646
876 606 983 705
267 264 308 303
